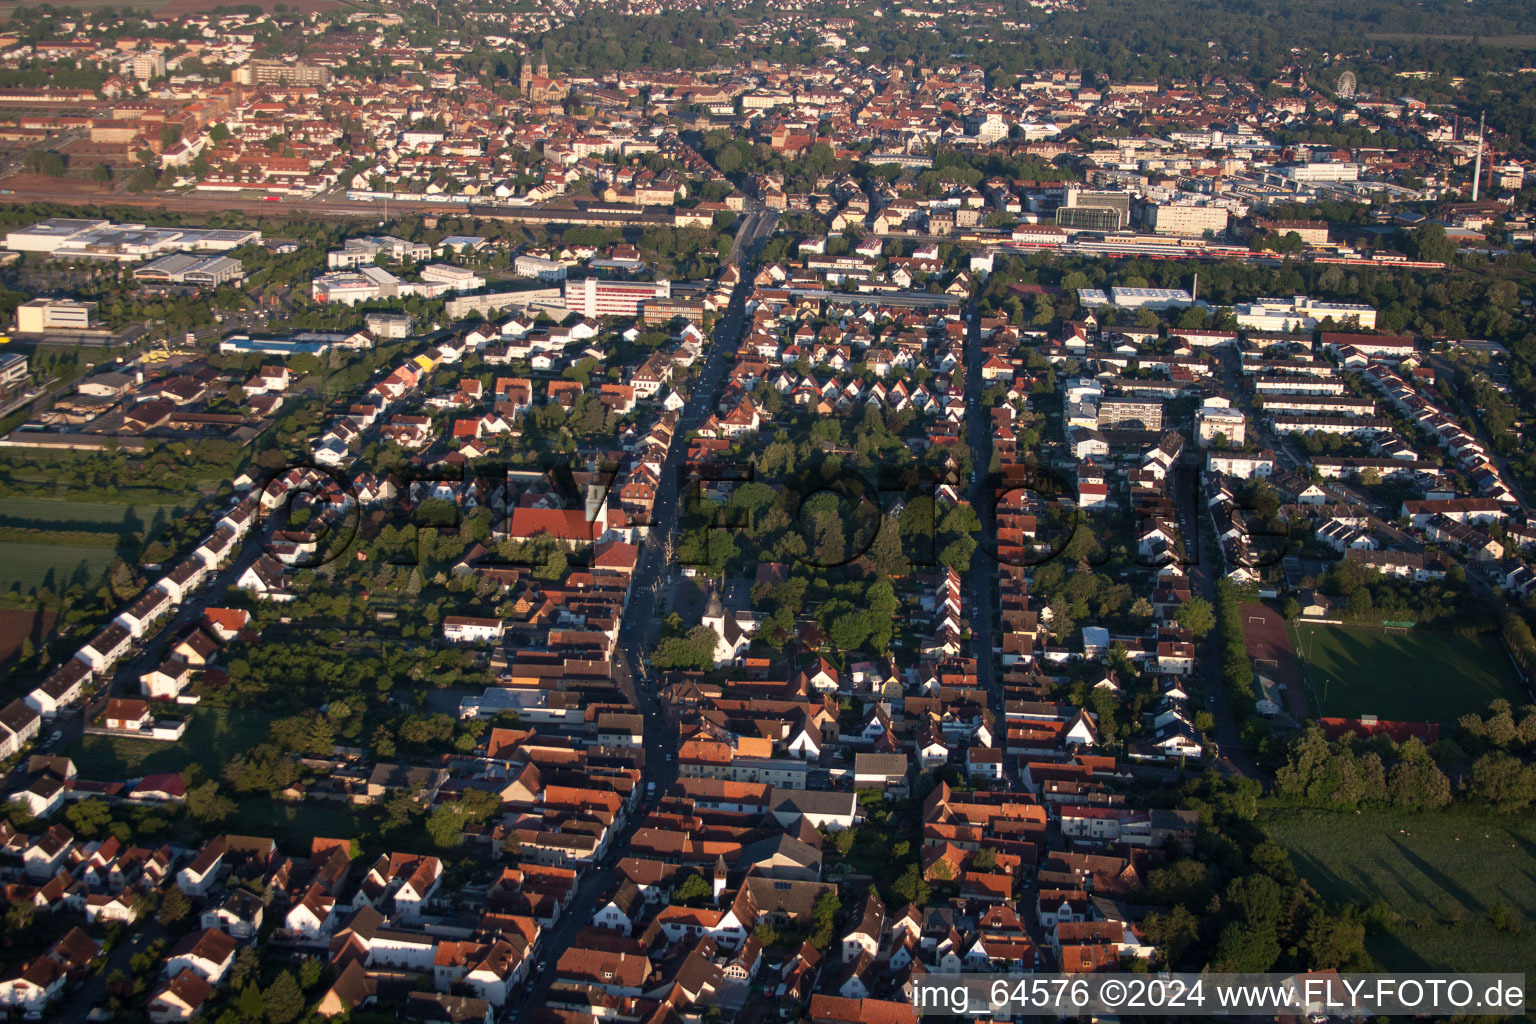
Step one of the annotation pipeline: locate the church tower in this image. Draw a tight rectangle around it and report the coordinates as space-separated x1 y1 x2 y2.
712 854 728 902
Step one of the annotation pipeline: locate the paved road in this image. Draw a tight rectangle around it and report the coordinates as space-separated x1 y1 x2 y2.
961 300 1000 717
509 205 775 1022
1174 457 1259 779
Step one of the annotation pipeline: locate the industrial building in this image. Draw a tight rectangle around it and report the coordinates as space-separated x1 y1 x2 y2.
3 219 260 260
16 298 98 333
133 253 246 288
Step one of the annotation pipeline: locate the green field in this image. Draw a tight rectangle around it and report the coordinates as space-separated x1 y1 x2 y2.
0 540 122 592
1261 806 1536 974
1291 623 1528 724
70 706 274 780
0 497 187 591
0 497 184 535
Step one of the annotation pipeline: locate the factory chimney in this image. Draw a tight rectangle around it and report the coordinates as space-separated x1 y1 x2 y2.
1472 112 1485 202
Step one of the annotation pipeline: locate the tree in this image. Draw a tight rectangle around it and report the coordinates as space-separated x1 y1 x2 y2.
1300 911 1368 970
264 971 305 1024
158 886 191 927
673 872 712 906
1143 905 1200 968
867 521 910 577
229 946 261 990
809 892 841 949
65 798 113 837
1031 292 1055 326
1346 587 1373 618
1386 737 1451 810
298 957 325 990
1466 752 1536 812
892 864 931 908
185 780 236 824
1175 597 1216 638
1405 223 1456 264
1212 920 1280 972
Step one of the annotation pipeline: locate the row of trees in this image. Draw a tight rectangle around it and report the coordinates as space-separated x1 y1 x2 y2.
1274 726 1453 811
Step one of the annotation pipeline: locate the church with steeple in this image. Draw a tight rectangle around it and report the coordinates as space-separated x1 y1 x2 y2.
518 54 568 103
700 586 752 667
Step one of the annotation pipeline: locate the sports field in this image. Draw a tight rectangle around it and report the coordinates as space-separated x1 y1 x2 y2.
1261 806 1536 973
1291 623 1528 724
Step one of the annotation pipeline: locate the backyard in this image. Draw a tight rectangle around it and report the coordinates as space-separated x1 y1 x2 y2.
1290 622 1529 724
1261 805 1536 974
69 705 274 780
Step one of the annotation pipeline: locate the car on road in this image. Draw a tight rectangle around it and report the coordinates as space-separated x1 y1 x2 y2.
44 730 61 747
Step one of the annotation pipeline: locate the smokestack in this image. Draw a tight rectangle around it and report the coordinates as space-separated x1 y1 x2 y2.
1191 272 1198 304
1472 111 1485 202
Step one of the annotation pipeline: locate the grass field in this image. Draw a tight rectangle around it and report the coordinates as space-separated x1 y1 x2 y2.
0 540 123 592
0 497 187 591
70 706 274 780
0 497 185 535
1261 806 1536 974
1291 623 1528 724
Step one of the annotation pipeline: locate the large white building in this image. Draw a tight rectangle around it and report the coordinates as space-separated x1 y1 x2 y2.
417 264 485 292
1196 401 1246 448
1233 295 1377 332
1279 162 1361 183
513 255 568 282
563 278 671 318
3 218 260 259
1109 287 1196 310
326 235 433 269
16 298 97 332
1148 203 1230 237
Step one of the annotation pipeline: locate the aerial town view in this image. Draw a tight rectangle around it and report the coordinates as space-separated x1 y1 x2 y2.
0 0 1534 1020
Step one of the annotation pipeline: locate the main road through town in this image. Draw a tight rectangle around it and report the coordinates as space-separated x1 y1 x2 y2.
509 203 776 1019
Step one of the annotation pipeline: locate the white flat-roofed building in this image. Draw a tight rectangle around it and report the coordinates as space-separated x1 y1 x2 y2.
1234 295 1376 332
16 298 97 332
563 277 671 318
442 616 505 643
311 265 402 305
7 221 261 261
513 254 568 282
1109 287 1195 310
4 218 111 251
1279 162 1361 182
326 235 433 268
1196 404 1246 447
0 352 28 385
1148 203 1230 237
363 312 413 339
417 263 485 291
